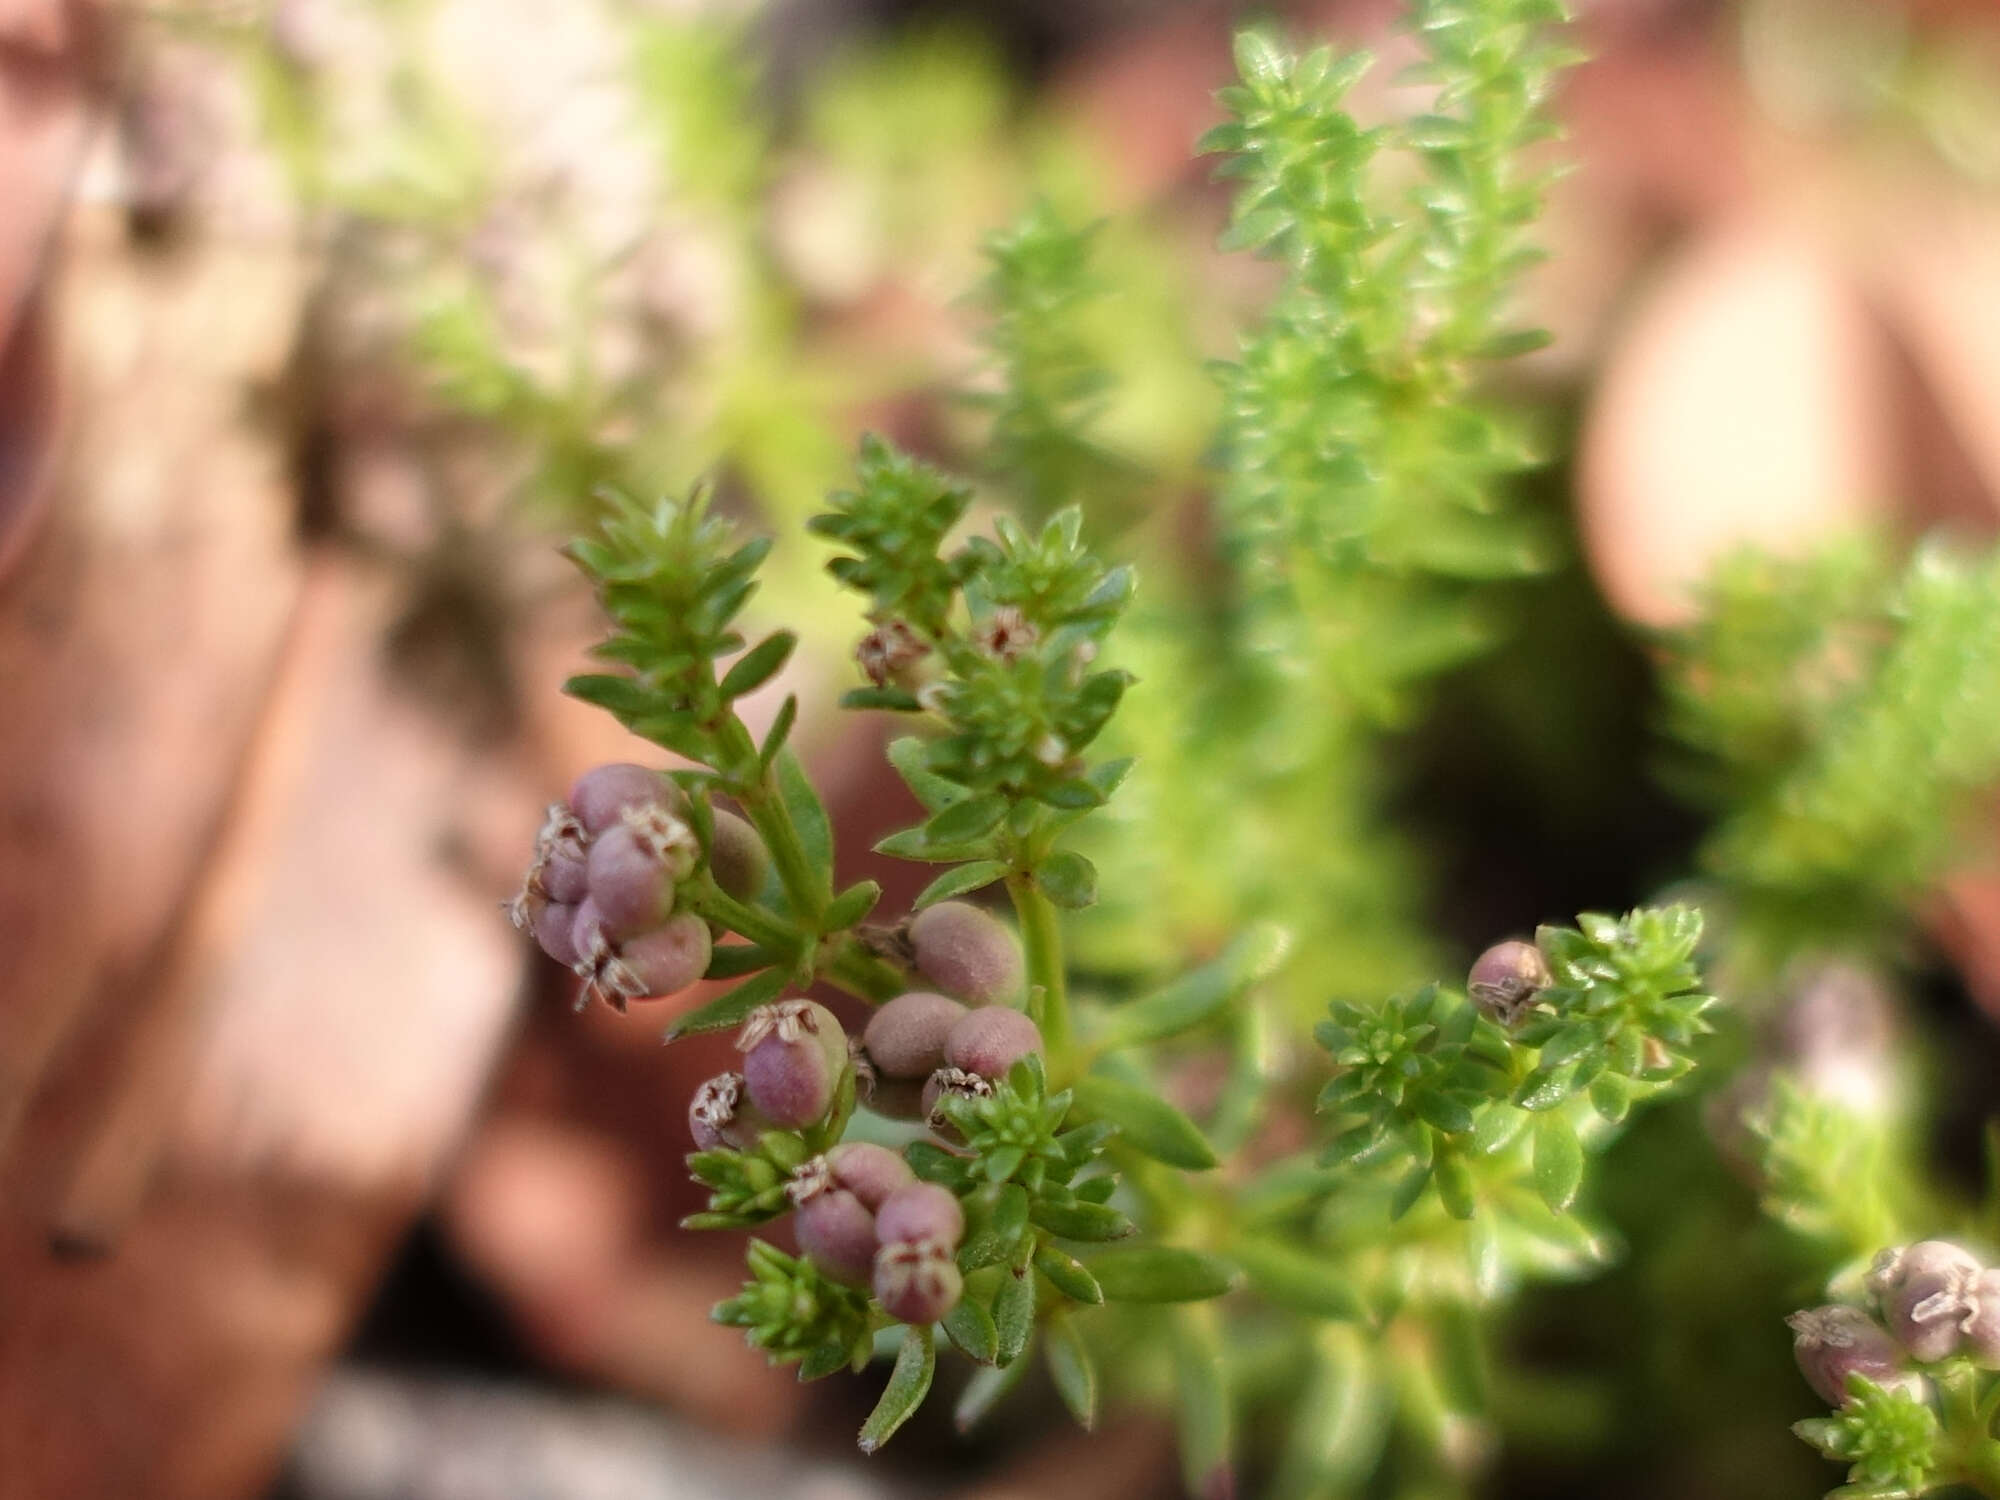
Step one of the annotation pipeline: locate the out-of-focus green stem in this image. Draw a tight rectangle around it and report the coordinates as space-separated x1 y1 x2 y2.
1008 872 1070 1059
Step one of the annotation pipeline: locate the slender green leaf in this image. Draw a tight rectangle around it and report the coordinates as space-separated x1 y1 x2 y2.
915 861 1009 909
772 749 834 885
857 1325 935 1453
719 631 796 700
1086 1245 1239 1303
1046 1315 1098 1430
1533 1113 1584 1214
942 1296 998 1364
665 968 790 1041
1095 925 1291 1049
1034 1244 1105 1305
1073 1075 1218 1170
1232 1239 1365 1322
994 1265 1036 1365
1036 851 1098 910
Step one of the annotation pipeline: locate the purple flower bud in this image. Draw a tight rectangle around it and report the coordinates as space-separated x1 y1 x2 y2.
608 913 713 1001
569 763 677 835
907 902 1024 1006
791 1183 879 1286
1962 1269 2000 1368
1869 1241 1982 1362
863 992 969 1081
543 850 590 904
944 1006 1043 1080
571 897 615 971
709 810 768 903
689 1072 763 1151
825 1142 916 1211
737 1001 849 1128
1467 939 1552 1026
532 900 583 968
585 811 696 937
921 1066 993 1129
875 1181 964 1250
1788 1305 1912 1405
873 1238 963 1324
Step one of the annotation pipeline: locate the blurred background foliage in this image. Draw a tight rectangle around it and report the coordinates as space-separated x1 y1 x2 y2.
10 0 2000 1497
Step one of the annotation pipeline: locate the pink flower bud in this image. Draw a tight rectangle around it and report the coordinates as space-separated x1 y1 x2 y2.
863 992 968 1080
1467 939 1552 1026
825 1142 915 1211
1788 1305 1912 1405
689 1072 763 1150
1869 1241 1981 1362
709 810 768 903
792 1185 879 1286
532 900 583 968
908 902 1024 1006
586 811 696 937
1962 1269 2000 1368
607 912 713 1001
543 850 590 904
738 1001 849 1128
944 1006 1043 1080
569 763 677 835
874 1238 963 1324
875 1181 964 1250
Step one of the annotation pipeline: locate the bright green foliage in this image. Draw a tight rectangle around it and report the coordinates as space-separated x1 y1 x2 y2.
1748 1077 1917 1273
973 202 1134 518
1665 539 2000 963
1793 1379 1941 1498
713 1239 876 1380
1314 907 1711 1223
810 437 976 637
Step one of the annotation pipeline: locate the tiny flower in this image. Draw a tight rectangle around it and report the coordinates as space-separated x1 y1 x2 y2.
848 1037 878 1102
1034 733 1068 768
620 803 701 881
825 1142 915 1211
1467 939 1552 1026
1960 1269 2000 1367
874 1181 964 1250
907 903 1025 1007
690 1071 761 1150
569 762 677 835
709 810 769 903
873 1238 963 1324
922 1066 993 1133
1869 1241 1982 1362
1788 1305 1913 1406
862 991 969 1080
856 619 930 688
974 605 1037 663
738 1000 850 1128
943 1005 1043 1080
793 1184 879 1287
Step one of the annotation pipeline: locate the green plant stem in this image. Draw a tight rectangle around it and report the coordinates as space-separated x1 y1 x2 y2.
1008 872 1070 1058
822 935 909 1003
683 884 904 1003
685 880 796 953
740 769 831 927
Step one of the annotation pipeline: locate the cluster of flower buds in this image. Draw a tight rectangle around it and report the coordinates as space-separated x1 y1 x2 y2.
1790 1240 2000 1406
859 989 1043 1128
509 762 766 1010
786 1144 967 1323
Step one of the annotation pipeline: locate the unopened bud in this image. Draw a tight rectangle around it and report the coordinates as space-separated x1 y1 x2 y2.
825 1141 915 1211
738 1000 849 1128
875 1181 964 1250
791 1182 878 1286
908 903 1024 1007
605 912 713 1001
944 1005 1043 1080
1789 1305 1913 1406
873 1238 963 1324
1870 1241 1983 1362
709 810 768 903
863 991 969 1080
584 824 676 938
532 900 583 969
569 763 677 835
1467 940 1551 1027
